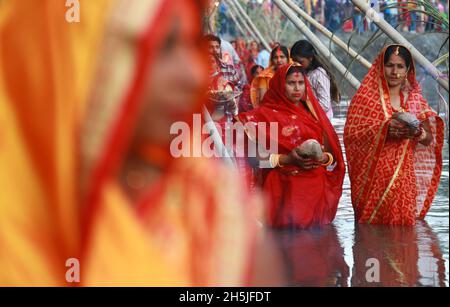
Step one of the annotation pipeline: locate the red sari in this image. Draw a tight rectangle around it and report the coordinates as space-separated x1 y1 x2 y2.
238 64 345 228
344 45 444 226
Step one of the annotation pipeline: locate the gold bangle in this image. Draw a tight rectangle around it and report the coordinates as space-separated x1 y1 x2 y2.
322 152 334 167
268 154 283 168
276 154 284 168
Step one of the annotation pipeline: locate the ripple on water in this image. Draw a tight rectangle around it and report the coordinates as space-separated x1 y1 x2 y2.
266 113 448 287
334 115 448 286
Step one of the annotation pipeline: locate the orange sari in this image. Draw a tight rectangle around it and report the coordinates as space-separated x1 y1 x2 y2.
0 0 112 285
344 45 444 226
1 0 259 286
250 66 275 108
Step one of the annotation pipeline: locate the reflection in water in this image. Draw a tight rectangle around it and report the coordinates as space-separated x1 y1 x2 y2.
271 225 349 287
333 106 448 286
351 221 446 287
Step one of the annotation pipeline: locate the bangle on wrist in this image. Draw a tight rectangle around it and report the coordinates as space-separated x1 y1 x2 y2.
269 154 284 168
322 152 334 167
276 154 284 168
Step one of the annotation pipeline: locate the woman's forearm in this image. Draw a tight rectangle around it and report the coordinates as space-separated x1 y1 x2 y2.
417 120 433 146
279 154 292 167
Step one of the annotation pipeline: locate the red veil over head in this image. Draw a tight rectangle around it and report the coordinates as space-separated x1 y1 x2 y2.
240 63 344 167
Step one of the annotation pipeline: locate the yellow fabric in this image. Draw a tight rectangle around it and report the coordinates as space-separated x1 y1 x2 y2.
83 181 185 286
0 0 178 286
250 67 274 107
0 0 112 285
0 91 61 285
304 0 312 15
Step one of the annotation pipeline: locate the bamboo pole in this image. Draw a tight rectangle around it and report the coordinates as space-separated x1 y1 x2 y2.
350 0 449 92
283 0 372 70
224 0 259 43
226 6 246 37
272 0 361 89
228 0 271 51
202 106 236 168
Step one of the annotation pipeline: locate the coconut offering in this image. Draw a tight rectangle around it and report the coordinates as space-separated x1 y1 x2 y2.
392 112 421 134
295 139 323 160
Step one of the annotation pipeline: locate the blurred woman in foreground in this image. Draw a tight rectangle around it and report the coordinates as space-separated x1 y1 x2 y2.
0 0 274 286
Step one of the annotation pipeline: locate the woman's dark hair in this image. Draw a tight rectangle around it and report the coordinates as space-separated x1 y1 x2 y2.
250 64 264 76
384 45 412 69
286 65 307 76
270 45 289 61
290 40 340 103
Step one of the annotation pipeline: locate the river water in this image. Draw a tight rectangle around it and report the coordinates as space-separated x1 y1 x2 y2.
269 106 449 287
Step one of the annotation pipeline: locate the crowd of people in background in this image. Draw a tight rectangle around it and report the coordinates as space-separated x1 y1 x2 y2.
219 0 449 35
204 31 444 229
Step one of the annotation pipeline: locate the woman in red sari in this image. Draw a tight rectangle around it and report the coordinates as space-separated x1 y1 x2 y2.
344 45 444 226
237 63 345 228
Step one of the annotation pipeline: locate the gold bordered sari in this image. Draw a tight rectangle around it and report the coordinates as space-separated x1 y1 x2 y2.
344 45 444 226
